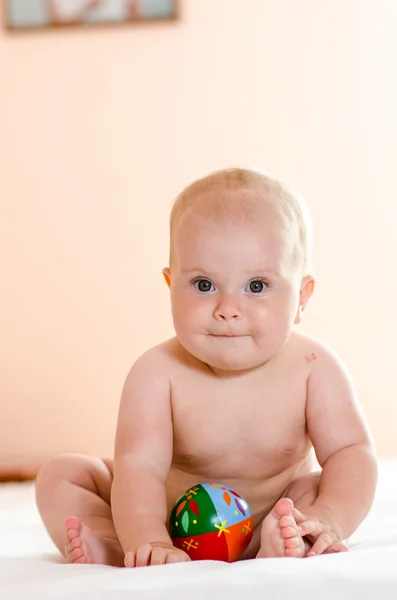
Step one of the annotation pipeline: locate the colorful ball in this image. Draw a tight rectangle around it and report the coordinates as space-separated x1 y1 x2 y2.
169 483 254 562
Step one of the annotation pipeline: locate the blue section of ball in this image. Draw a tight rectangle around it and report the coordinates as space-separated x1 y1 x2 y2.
201 483 252 527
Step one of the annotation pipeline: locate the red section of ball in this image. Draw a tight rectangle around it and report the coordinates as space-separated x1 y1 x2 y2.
172 520 253 562
172 530 229 561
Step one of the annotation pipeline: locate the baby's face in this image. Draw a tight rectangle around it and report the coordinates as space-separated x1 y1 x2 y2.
165 209 308 374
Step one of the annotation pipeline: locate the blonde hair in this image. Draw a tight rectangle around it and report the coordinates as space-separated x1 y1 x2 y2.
169 168 313 275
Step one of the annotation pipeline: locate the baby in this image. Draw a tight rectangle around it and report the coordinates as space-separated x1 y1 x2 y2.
35 168 377 567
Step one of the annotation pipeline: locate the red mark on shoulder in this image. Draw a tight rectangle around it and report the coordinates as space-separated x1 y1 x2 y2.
304 353 317 364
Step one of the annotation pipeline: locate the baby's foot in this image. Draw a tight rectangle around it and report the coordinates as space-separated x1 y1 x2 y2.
64 516 123 566
256 498 307 558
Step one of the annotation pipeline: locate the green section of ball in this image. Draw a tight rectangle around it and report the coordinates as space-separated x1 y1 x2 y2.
168 484 220 538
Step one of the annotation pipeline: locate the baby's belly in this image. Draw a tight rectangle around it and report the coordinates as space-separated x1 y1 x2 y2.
165 453 315 527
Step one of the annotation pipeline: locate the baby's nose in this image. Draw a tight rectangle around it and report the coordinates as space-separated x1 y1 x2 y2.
213 295 242 321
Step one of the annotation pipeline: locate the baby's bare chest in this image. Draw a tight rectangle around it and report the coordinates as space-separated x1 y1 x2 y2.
170 368 310 480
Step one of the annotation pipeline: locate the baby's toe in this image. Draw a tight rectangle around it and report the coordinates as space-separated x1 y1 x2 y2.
66 527 80 541
66 537 82 551
280 526 297 539
285 547 302 557
65 517 83 543
68 547 85 563
279 515 294 528
273 498 294 519
285 536 301 549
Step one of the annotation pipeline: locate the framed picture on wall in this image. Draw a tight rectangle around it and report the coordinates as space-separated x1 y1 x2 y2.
4 0 179 30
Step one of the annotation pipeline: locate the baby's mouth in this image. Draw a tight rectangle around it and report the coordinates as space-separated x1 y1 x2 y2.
209 333 246 338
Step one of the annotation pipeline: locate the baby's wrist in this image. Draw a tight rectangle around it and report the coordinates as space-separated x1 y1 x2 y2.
128 531 172 550
310 503 346 539
119 516 172 554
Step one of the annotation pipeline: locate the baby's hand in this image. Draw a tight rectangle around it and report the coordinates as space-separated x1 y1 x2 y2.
124 542 191 567
292 505 347 557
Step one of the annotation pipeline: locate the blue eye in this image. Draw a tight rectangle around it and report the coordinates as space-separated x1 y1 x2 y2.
193 279 214 292
246 280 267 293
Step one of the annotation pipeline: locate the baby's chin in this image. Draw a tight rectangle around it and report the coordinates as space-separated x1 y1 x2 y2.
209 356 267 374
184 338 268 374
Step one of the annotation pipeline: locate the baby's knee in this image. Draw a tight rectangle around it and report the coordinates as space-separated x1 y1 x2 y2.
35 453 112 504
285 470 322 506
36 454 91 495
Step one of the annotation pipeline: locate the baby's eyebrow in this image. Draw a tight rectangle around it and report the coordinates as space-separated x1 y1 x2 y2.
243 267 281 275
181 267 281 277
181 268 218 277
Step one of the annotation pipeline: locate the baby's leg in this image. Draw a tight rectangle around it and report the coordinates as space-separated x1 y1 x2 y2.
35 454 124 566
256 471 347 559
256 472 321 558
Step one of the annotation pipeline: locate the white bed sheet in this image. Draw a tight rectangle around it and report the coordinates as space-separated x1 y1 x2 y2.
1 460 397 600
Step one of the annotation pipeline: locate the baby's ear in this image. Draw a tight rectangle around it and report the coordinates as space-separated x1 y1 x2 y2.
162 267 171 288
294 275 315 324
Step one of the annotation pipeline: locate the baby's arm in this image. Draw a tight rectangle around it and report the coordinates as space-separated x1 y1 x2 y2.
301 343 377 554
111 350 189 567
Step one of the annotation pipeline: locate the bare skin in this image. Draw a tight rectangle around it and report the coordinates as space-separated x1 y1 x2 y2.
36 170 377 566
39 334 353 565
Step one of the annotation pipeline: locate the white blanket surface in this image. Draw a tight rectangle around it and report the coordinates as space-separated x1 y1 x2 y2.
1 459 396 599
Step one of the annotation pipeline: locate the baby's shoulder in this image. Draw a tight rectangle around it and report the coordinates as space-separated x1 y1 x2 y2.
128 337 188 376
288 330 342 367
288 331 349 386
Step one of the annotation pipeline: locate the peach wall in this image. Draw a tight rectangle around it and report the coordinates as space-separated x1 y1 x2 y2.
1 0 397 466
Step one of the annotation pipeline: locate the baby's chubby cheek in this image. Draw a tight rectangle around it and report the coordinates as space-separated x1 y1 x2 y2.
172 296 210 328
